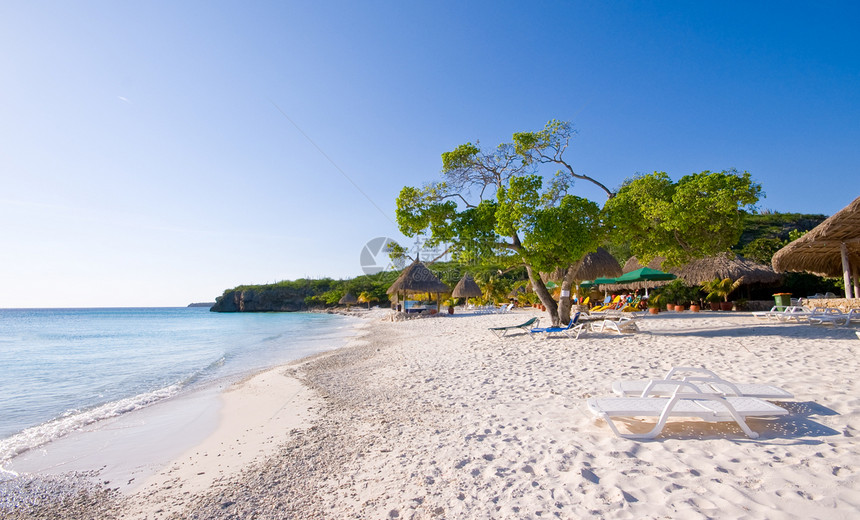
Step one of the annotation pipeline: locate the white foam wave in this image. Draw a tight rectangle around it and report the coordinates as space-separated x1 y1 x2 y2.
0 383 183 465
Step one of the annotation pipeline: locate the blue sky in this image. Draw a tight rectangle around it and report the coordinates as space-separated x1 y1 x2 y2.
1 1 858 307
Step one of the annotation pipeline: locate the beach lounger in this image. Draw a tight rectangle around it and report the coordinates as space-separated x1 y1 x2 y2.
591 315 638 334
752 306 788 320
807 307 849 325
529 313 585 339
611 367 793 399
587 385 788 439
775 306 815 322
488 317 540 338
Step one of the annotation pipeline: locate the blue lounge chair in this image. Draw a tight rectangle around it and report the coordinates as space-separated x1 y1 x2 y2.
489 316 540 338
529 312 585 339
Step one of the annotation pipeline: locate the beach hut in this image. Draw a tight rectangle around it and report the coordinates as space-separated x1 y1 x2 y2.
452 274 483 304
541 248 623 299
338 292 358 309
571 248 623 281
541 248 623 283
386 260 451 312
772 195 860 298
452 274 482 298
673 252 782 286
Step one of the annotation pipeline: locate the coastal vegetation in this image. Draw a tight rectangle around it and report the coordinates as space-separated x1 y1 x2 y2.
213 122 839 314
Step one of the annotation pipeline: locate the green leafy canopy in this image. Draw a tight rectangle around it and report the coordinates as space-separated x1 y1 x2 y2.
604 169 762 267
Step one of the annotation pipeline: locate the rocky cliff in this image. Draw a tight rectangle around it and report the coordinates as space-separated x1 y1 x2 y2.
210 288 308 312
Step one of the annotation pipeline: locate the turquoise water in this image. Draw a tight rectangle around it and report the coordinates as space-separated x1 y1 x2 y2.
0 307 355 466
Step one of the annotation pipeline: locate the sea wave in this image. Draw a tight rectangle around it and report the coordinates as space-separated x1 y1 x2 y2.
0 382 184 466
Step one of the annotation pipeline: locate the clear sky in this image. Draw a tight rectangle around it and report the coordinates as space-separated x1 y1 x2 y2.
1 1 858 307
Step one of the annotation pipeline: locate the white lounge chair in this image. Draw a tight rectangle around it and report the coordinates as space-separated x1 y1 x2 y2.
774 306 815 322
591 315 638 334
752 306 783 320
611 367 793 399
808 307 850 325
587 382 788 440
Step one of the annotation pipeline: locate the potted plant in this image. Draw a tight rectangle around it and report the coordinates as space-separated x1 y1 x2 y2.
705 292 721 311
444 298 456 315
701 278 740 311
647 294 662 314
658 280 689 312
685 286 702 312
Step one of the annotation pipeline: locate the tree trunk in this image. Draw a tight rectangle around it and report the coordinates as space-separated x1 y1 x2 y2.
525 265 559 326
557 263 579 325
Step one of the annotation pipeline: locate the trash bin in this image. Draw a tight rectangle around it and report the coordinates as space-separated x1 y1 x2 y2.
773 293 792 309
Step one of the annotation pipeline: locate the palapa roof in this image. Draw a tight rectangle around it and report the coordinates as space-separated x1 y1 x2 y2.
452 274 482 298
338 292 357 305
572 248 623 280
386 260 451 295
621 256 666 273
542 248 622 282
673 252 782 286
772 195 860 277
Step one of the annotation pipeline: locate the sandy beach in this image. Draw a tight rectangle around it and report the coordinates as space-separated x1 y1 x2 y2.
5 308 860 519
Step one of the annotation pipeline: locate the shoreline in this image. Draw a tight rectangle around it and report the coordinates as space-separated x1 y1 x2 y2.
1 312 371 518
4 309 860 518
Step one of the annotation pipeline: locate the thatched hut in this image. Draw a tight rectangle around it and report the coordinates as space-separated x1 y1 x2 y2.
673 252 782 286
621 256 666 273
452 274 482 300
772 195 860 298
386 260 451 311
572 248 623 281
541 248 622 283
338 292 358 307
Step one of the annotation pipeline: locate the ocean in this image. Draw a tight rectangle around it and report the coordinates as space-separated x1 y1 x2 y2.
0 307 356 474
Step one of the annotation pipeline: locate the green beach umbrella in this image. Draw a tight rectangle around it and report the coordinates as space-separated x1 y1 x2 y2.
592 277 617 285
612 267 676 297
613 267 676 283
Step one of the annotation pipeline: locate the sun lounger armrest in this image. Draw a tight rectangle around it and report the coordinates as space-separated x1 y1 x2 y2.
640 379 707 397
663 366 721 381
681 376 744 396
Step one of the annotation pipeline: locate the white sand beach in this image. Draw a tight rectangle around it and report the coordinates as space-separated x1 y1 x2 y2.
6 309 860 519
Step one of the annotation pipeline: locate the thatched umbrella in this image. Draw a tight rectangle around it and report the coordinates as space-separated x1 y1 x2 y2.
571 248 623 281
621 256 666 273
452 274 482 302
772 195 860 298
673 252 782 286
386 260 451 312
338 292 357 308
541 248 623 282
539 248 622 299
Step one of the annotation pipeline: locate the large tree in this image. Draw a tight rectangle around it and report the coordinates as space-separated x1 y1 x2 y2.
396 140 601 325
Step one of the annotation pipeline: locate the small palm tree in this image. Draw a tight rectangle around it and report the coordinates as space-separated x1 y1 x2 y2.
357 291 376 309
701 277 741 302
